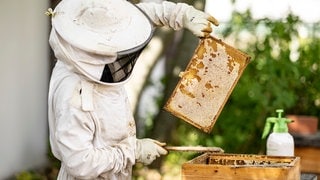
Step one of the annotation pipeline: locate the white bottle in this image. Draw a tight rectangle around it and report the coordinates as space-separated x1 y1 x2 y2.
262 109 294 156
266 132 294 156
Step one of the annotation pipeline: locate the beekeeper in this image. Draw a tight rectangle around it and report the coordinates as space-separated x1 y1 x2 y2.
48 0 219 179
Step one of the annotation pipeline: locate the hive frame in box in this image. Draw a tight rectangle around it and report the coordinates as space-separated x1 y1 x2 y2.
182 153 300 180
164 36 251 133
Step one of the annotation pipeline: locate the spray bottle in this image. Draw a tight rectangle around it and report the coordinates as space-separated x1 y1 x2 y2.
262 109 294 156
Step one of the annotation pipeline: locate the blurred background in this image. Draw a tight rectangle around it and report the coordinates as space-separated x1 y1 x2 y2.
0 0 319 179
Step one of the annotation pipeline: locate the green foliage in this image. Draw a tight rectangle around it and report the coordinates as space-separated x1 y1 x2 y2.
15 171 43 180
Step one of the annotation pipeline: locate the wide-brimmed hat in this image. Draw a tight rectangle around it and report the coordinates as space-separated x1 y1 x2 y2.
51 0 153 56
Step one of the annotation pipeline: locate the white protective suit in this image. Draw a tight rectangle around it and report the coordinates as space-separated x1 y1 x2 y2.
48 1 218 179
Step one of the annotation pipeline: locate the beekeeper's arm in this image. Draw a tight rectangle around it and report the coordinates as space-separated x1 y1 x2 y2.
137 1 219 37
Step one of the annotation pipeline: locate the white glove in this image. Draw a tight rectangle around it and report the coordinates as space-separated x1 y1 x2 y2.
135 138 168 165
183 7 219 37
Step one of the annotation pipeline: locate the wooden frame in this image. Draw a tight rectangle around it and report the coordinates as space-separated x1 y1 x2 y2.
164 37 250 133
182 153 300 180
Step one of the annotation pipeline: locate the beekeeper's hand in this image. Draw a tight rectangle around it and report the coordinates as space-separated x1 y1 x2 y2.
135 138 168 165
183 6 219 37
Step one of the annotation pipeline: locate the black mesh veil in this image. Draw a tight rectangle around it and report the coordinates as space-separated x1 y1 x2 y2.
100 41 149 83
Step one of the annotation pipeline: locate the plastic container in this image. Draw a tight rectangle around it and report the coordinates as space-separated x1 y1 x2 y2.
262 109 294 156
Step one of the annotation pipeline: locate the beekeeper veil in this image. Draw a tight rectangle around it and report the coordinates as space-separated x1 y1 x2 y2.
49 0 153 85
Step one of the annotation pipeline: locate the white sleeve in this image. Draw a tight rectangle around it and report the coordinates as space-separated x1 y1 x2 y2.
137 1 191 30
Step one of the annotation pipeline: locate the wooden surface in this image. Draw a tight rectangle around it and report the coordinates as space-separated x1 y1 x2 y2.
165 146 224 153
293 132 320 178
182 153 300 180
295 147 320 178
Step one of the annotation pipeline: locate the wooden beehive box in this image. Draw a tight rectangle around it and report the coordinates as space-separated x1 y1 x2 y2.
182 153 300 180
164 37 250 133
